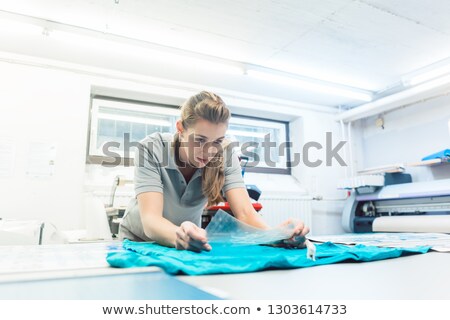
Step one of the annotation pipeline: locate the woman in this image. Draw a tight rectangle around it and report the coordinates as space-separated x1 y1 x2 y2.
119 91 309 252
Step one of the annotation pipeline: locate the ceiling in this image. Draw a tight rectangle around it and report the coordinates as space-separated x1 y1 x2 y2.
1 0 450 108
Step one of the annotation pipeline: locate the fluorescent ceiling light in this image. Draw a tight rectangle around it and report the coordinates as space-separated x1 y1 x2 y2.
408 65 450 86
403 57 450 86
247 70 373 102
49 29 243 75
415 73 450 92
0 15 243 75
0 18 43 34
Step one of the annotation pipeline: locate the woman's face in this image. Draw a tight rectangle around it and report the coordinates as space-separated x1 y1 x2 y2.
178 118 227 169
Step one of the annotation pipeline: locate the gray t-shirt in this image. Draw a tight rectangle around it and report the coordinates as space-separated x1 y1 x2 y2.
119 132 245 241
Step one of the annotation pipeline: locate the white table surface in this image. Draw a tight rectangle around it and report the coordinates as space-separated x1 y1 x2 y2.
177 252 450 299
1 242 448 300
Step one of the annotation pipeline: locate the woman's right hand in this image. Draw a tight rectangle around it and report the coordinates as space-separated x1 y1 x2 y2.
175 221 212 252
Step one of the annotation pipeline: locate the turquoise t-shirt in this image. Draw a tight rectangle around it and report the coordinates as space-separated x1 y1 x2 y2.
106 240 430 275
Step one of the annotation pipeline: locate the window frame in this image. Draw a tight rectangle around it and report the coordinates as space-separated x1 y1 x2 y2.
86 96 180 166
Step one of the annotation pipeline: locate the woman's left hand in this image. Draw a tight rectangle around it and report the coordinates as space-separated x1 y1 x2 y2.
278 219 310 248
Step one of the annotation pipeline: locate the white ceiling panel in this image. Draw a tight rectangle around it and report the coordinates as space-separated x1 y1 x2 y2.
363 0 450 34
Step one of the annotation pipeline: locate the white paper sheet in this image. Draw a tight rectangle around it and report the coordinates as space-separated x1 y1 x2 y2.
309 232 450 252
26 142 56 177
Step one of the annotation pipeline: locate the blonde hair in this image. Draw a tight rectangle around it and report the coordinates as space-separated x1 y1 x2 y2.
175 91 230 207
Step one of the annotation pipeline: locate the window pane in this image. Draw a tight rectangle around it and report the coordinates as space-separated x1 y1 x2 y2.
97 118 115 149
131 122 146 141
116 120 130 143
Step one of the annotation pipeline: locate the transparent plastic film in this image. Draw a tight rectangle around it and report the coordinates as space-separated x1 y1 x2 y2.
205 210 316 260
205 209 292 245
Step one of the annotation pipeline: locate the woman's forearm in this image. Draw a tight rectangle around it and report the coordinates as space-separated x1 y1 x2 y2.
141 214 178 247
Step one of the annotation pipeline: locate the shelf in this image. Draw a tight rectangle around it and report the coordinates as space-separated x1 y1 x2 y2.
358 158 450 175
406 158 450 167
357 164 405 175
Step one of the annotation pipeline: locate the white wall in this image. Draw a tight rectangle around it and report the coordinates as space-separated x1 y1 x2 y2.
289 111 348 235
0 61 90 230
358 94 450 182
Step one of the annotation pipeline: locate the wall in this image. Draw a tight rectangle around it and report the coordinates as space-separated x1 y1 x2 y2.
0 61 90 230
358 94 450 182
289 110 349 235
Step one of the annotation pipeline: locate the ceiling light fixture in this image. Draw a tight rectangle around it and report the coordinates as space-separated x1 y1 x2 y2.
0 16 244 76
247 69 373 102
0 17 43 34
49 29 244 75
402 56 450 86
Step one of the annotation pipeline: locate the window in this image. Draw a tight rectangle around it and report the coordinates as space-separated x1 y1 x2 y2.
87 97 179 163
226 115 290 174
87 97 291 174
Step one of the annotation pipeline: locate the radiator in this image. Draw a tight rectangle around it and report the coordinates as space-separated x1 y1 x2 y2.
257 196 313 232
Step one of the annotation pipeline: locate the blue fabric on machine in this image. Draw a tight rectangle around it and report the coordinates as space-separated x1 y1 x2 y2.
421 149 450 161
106 240 430 275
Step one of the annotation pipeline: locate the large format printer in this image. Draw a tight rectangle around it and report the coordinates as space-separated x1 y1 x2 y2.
342 175 450 233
